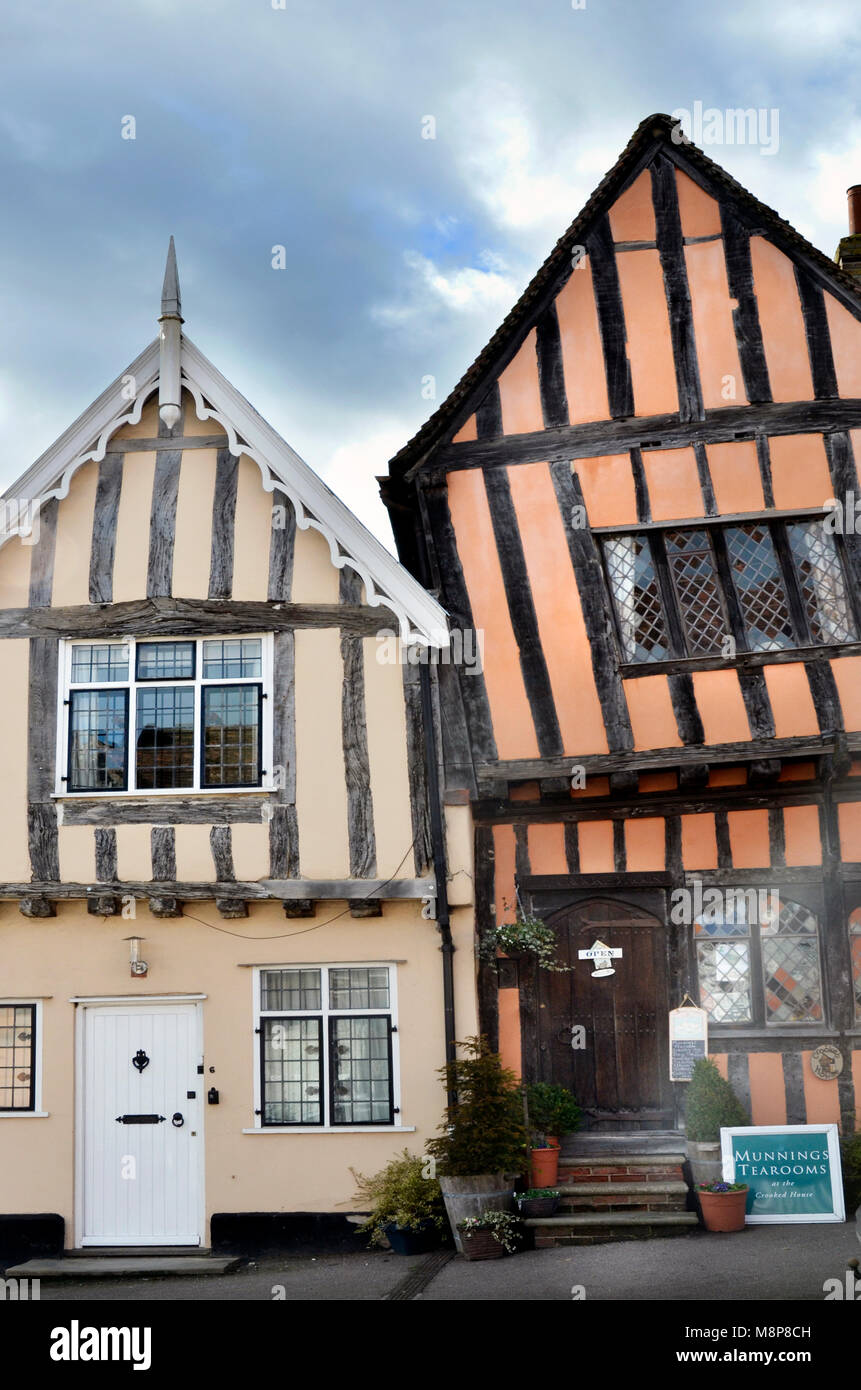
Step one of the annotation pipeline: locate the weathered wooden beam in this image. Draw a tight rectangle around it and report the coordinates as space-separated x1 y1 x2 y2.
616 640 861 678
268 488 296 602
586 214 634 418
474 380 502 438
210 825 235 882
208 447 238 599
0 598 398 641
474 782 827 824
147 449 181 598
148 897 181 918
349 899 382 918
89 454 123 604
28 636 59 882
432 400 861 474
19 896 55 918
283 901 315 918
216 897 248 919
340 568 377 879
535 301 569 429
151 826 176 880
719 205 772 405
94 828 118 882
402 662 432 874
0 877 434 902
794 266 838 400
87 894 120 917
62 796 271 826
651 154 704 423
28 496 58 608
104 435 229 452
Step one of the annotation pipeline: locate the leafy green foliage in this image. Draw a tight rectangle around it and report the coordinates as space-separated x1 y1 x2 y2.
684 1057 749 1142
350 1150 446 1246
526 1082 582 1137
426 1037 528 1177
480 915 571 972
457 1211 521 1252
840 1131 861 1214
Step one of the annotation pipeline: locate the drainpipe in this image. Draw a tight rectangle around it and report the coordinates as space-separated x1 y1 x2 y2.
419 658 457 1108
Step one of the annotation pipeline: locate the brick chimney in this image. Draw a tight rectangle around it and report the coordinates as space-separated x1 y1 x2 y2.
836 186 861 279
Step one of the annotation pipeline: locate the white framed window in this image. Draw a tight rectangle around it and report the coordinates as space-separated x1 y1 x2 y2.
0 1000 44 1115
252 965 401 1129
55 635 274 796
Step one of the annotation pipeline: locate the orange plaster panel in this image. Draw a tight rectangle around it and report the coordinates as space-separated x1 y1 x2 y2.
616 249 679 417
452 414 477 444
830 657 861 730
642 447 703 521
575 454 638 526
623 676 683 751
492 824 517 925
727 809 771 868
824 293 861 398
838 802 861 861
578 821 615 872
498 329 544 435
510 783 540 802
853 1052 861 1130
710 1054 729 1079
527 823 568 875
749 238 815 403
675 169 722 239
498 989 522 1079
570 776 610 799
708 766 747 787
783 804 822 866
779 761 816 782
748 1053 787 1126
507 462 610 755
447 470 538 760
706 441 764 514
761 663 820 738
691 670 752 744
624 817 666 871
685 241 746 409
555 261 610 424
768 434 833 511
681 814 718 869
608 170 657 243
802 1055 841 1125
639 771 677 792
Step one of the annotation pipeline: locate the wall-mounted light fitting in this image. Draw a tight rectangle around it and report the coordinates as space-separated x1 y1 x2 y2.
124 936 148 977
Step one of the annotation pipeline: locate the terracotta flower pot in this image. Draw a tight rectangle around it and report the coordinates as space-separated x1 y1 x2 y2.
545 1135 561 1149
530 1146 560 1188
460 1227 506 1260
698 1187 748 1233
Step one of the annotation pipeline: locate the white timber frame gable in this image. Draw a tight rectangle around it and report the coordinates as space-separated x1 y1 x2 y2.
1 336 450 650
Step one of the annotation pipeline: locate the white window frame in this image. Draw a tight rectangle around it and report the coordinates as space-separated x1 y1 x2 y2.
0 999 46 1117
249 963 405 1133
54 634 275 797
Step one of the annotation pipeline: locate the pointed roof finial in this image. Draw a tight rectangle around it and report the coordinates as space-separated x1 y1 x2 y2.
160 235 183 321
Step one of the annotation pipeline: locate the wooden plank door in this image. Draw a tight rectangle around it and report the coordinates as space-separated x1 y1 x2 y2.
536 899 673 1130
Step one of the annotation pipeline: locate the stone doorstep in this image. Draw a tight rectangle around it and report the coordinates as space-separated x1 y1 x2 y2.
558 1181 688 1200
525 1209 699 1245
525 1210 698 1228
4 1256 243 1280
559 1154 686 1167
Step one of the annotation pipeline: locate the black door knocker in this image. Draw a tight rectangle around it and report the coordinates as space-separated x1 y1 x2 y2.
172 1112 184 1127
132 1049 150 1073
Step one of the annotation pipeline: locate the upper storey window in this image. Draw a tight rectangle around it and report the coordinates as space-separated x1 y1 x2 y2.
58 636 273 795
600 518 857 665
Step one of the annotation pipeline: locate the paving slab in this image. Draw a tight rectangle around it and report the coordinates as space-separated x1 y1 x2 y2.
5 1256 241 1279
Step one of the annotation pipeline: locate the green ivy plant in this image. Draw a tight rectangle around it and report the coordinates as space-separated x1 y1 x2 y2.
457 1211 521 1253
481 914 571 973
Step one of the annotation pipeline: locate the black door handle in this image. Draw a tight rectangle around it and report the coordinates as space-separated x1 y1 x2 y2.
172 1112 184 1127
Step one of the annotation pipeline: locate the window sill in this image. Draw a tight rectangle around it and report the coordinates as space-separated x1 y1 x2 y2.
53 789 275 800
708 1027 839 1039
0 1111 49 1119
242 1125 416 1135
618 643 861 678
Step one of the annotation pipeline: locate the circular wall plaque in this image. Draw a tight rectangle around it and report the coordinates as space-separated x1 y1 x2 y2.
810 1044 843 1081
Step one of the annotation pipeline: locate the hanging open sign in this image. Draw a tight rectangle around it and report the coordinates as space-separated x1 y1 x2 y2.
577 939 622 977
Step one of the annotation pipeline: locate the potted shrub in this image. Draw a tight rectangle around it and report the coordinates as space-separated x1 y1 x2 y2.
426 1037 527 1254
526 1081 582 1148
457 1211 522 1260
516 1187 560 1218
696 1180 749 1233
529 1137 560 1188
351 1149 446 1255
684 1057 749 1187
480 913 571 973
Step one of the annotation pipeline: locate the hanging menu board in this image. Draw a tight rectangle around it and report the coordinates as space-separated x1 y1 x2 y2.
669 1003 708 1081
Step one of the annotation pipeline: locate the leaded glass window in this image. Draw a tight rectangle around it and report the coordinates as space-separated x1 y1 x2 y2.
136 641 195 681
603 534 669 662
71 643 129 683
0 1005 35 1111
665 529 727 655
203 639 262 679
695 894 823 1027
851 910 861 1023
68 689 128 791
787 522 856 645
257 965 396 1127
202 685 261 787
724 524 794 651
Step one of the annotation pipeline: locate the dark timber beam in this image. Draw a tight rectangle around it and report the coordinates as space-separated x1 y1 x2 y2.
0 598 400 640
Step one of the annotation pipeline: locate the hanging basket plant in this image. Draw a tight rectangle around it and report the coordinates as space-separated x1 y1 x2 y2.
481 899 571 973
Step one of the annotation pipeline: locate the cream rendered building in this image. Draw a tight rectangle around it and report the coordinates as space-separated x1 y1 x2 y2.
0 245 476 1258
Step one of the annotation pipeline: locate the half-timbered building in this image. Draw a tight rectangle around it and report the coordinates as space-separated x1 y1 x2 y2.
0 245 475 1256
384 114 861 1140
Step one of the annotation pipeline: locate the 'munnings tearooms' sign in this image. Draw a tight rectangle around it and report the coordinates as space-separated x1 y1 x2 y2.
720 1125 845 1223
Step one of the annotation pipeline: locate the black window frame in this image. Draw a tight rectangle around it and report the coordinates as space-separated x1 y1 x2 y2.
259 1015 325 1128
600 514 860 668
328 1013 395 1128
134 640 197 682
0 1003 37 1113
200 682 264 790
66 687 130 793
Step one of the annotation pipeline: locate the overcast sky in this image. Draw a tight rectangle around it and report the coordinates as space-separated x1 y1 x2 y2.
2 0 859 545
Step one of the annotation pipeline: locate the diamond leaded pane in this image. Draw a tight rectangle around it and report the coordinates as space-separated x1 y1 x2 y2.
603 534 669 662
696 940 752 1022
666 529 726 654
762 899 817 936
330 1015 392 1124
725 524 794 651
787 522 856 644
762 936 823 1023
262 1017 322 1124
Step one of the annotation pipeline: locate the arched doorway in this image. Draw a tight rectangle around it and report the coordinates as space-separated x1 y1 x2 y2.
532 897 674 1131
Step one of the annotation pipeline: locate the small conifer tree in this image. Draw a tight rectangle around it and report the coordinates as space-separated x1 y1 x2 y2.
685 1057 749 1142
426 1037 528 1176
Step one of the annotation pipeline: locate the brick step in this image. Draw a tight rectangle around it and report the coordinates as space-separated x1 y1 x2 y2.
556 1180 688 1213
559 1157 685 1184
525 1210 699 1247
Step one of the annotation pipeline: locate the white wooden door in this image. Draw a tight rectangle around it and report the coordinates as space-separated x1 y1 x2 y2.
80 1002 203 1246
